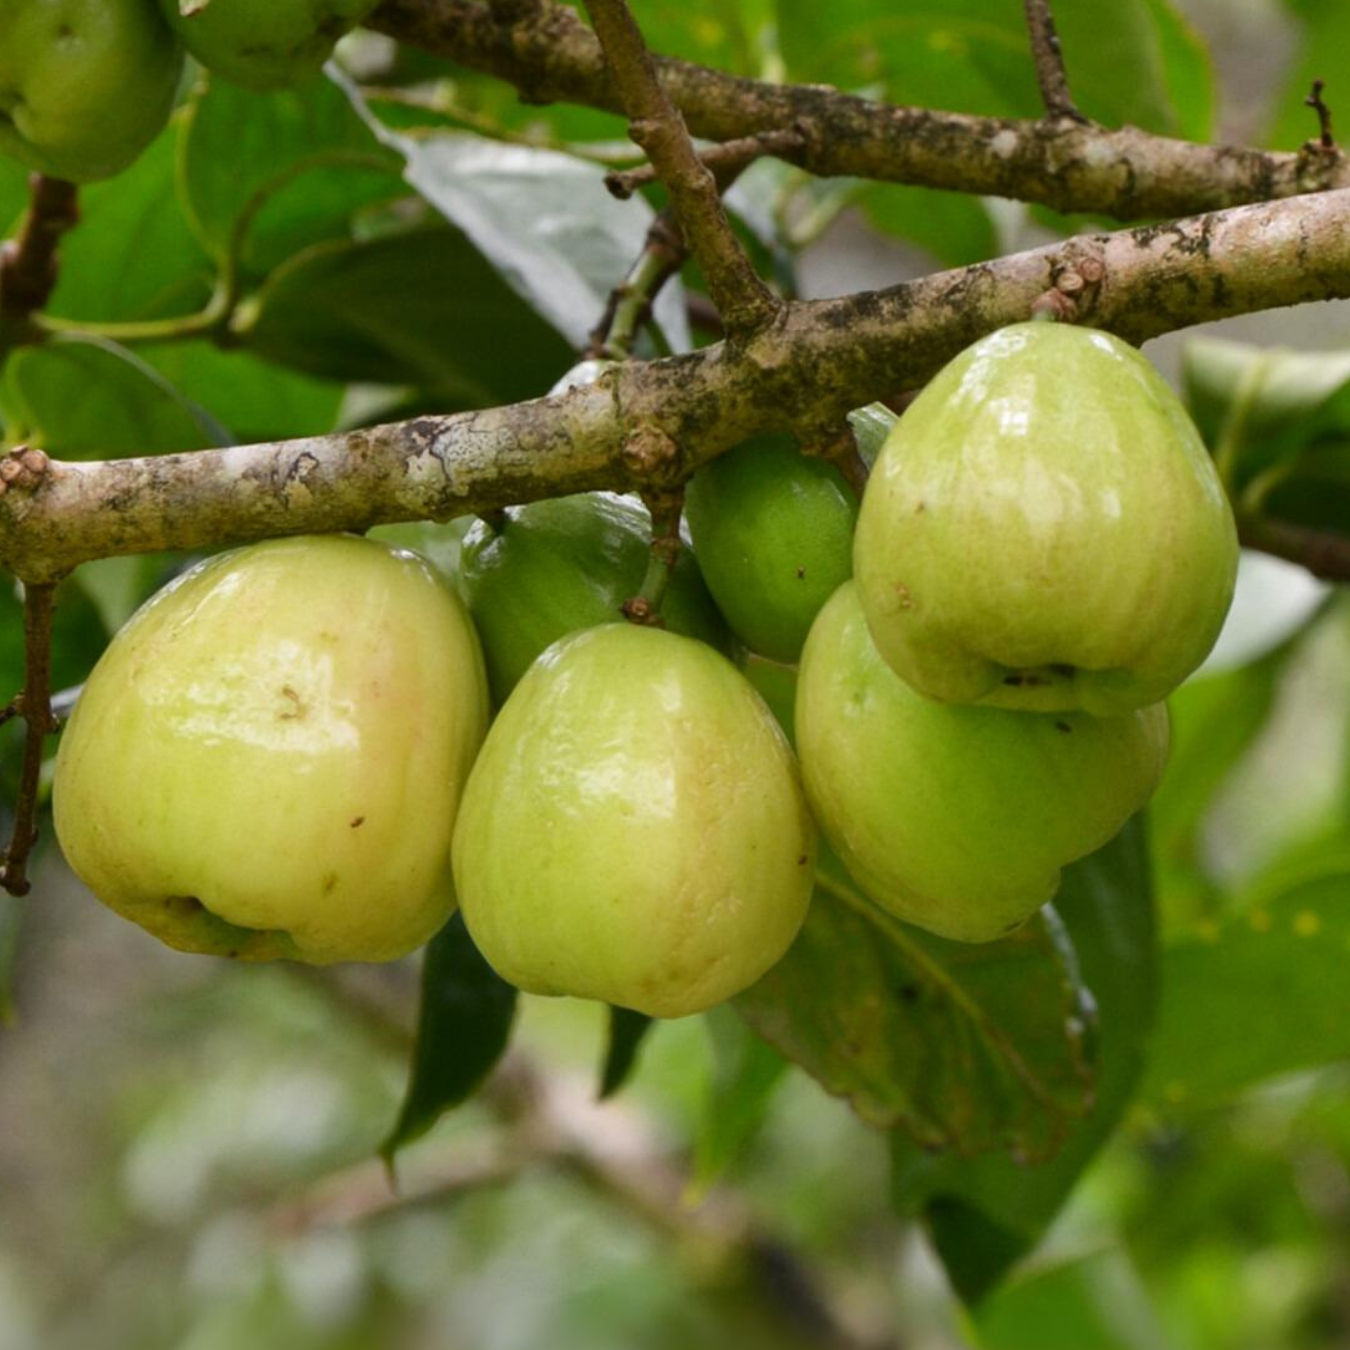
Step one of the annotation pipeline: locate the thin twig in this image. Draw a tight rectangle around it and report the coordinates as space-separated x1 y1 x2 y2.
582 0 779 336
606 127 807 199
1022 0 1083 121
0 176 79 346
1307 80 1336 151
0 582 60 897
587 209 686 359
1239 517 1350 582
622 488 683 625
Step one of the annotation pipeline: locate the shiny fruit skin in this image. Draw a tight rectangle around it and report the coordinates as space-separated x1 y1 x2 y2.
453 624 816 1018
158 0 377 90
796 583 1169 943
854 322 1239 715
459 492 729 706
0 0 183 182
53 535 489 964
684 432 859 662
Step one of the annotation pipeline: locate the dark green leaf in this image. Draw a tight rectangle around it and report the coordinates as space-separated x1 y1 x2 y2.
386 129 690 351
891 820 1157 1303
696 1006 789 1188
0 338 224 457
1143 860 1350 1110
598 1006 653 1099
45 115 214 325
776 0 1211 139
381 913 518 1161
858 182 997 267
736 849 1095 1161
243 226 574 401
179 72 403 275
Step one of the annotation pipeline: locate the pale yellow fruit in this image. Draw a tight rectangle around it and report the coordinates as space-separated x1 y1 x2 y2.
54 534 488 963
453 624 816 1017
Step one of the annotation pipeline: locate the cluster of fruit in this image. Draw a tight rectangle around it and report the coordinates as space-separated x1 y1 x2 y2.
0 0 374 183
52 322 1239 1018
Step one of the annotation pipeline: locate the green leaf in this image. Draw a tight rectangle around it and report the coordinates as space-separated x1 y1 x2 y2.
775 0 1212 139
179 72 403 275
243 226 574 401
598 1006 654 1099
0 338 223 456
695 1006 789 1188
1143 861 1350 1110
379 127 691 352
45 114 213 325
857 182 997 267
736 849 1095 1161
381 913 518 1161
889 820 1157 1303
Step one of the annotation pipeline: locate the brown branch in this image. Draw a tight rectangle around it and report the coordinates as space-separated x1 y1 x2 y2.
606 127 807 199
1239 517 1350 582
366 0 1350 220
1307 80 1337 151
581 0 778 336
0 582 60 897
586 208 686 359
0 176 79 344
8 189 1350 582
1023 0 1083 122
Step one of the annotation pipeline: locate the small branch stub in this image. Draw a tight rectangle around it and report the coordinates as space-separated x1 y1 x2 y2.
1306 79 1337 151
0 446 51 498
1022 0 1086 122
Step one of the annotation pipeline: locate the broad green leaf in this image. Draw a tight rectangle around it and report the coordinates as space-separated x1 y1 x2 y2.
1264 3 1350 148
776 0 1212 139
694 1005 789 1189
0 338 221 456
736 850 1094 1161
1143 863 1350 1110
45 115 213 325
374 125 691 352
598 1007 653 1099
891 819 1157 1303
858 182 997 267
381 913 518 1161
975 1248 1176 1350
179 72 404 275
143 341 343 446
243 226 574 402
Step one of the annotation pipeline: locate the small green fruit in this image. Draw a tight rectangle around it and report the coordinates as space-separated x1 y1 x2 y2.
453 624 816 1018
796 583 1169 942
853 322 1239 715
0 0 183 182
459 492 729 706
158 0 377 90
684 432 859 662
54 535 489 964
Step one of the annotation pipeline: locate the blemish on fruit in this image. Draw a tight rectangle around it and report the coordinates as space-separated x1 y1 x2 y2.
796 566 807 579
899 983 920 1002
350 815 365 828
322 872 338 895
277 685 306 719
797 854 808 866
1054 720 1072 733
894 581 913 609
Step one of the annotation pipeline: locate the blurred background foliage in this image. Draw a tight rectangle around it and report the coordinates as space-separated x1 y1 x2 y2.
3 0 1350 1346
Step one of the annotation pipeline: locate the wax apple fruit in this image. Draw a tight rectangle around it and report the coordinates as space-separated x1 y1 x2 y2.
684 432 859 662
0 0 183 182
158 0 377 89
54 535 489 964
853 322 1239 715
796 583 1169 942
453 624 816 1018
459 492 728 705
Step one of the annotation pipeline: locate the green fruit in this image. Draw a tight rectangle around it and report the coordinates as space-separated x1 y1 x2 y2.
796 582 1169 943
53 535 488 964
854 322 1239 715
453 624 816 1018
0 0 183 182
460 492 729 706
158 0 377 90
684 433 859 662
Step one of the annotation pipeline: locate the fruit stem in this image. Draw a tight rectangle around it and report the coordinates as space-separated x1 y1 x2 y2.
0 581 61 897
623 490 683 625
